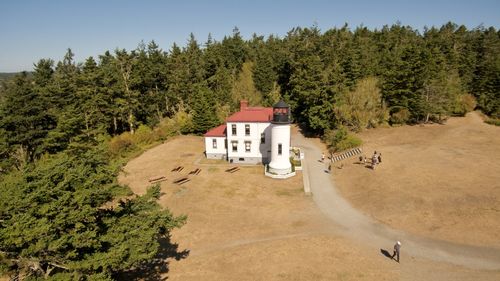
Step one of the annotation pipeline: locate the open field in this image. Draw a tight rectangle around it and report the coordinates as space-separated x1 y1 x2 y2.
119 136 397 280
332 112 500 248
119 117 500 280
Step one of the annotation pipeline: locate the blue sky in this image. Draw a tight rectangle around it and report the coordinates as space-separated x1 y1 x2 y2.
1 0 499 72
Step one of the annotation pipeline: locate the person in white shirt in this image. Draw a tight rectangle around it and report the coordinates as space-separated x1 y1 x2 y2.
391 241 401 262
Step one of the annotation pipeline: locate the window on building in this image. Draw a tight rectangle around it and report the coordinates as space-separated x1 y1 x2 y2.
245 141 251 152
278 143 282 155
245 124 250 136
232 124 236 136
231 141 238 152
212 139 217 149
261 133 265 144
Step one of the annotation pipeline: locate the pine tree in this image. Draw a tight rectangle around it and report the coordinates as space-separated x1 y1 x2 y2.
191 83 220 134
0 73 55 166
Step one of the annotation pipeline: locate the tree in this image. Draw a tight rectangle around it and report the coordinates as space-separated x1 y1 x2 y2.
0 149 186 280
335 77 388 131
191 83 220 134
231 61 262 108
115 49 140 134
0 73 55 167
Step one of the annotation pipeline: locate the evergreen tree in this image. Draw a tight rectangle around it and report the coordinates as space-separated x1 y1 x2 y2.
191 83 220 134
0 149 186 279
0 73 54 166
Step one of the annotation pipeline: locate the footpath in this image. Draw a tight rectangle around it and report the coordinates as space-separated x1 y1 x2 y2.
293 132 500 270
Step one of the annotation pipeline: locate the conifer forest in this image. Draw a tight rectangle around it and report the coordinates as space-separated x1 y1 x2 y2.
0 23 499 280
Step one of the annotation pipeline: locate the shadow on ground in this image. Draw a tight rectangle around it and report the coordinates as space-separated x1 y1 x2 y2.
380 248 393 260
117 236 190 281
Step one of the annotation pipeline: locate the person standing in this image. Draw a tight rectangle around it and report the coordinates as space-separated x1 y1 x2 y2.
391 241 401 262
378 152 382 163
372 154 378 169
321 152 325 162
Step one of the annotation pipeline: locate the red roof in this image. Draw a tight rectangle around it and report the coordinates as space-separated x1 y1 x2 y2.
226 107 273 122
204 124 227 137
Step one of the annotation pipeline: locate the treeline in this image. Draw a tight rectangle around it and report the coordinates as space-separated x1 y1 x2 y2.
1 23 499 169
0 22 499 279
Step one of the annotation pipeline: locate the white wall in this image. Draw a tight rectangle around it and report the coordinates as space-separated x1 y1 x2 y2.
226 122 271 162
204 137 227 159
269 124 291 173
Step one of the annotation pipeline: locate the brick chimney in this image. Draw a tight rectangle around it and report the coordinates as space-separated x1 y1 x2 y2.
240 100 248 111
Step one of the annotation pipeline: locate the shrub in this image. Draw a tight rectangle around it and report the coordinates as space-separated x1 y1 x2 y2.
453 93 477 116
390 108 410 125
324 126 362 153
133 124 155 145
485 118 500 126
109 132 136 156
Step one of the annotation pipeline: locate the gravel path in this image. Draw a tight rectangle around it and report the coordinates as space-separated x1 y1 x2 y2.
292 132 500 270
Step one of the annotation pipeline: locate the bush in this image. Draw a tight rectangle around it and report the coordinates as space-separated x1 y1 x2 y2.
485 118 500 126
133 124 155 145
109 132 137 156
390 108 410 125
453 93 477 116
324 126 363 153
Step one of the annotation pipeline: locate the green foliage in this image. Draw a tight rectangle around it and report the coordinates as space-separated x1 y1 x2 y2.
231 61 263 108
192 83 220 134
390 107 411 125
335 77 388 131
324 126 363 153
1 21 500 279
453 93 477 116
108 132 137 156
485 118 500 126
0 149 186 279
132 124 155 145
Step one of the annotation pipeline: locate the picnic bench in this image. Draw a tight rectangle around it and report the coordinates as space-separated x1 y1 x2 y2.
188 168 201 175
148 175 167 183
225 167 240 173
171 166 184 172
173 177 190 185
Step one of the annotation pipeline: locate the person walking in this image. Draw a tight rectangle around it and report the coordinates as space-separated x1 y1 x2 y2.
328 163 332 173
321 152 325 162
378 152 382 163
391 241 401 262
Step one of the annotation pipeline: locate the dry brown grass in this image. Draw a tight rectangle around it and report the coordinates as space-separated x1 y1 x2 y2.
118 116 500 280
332 112 500 248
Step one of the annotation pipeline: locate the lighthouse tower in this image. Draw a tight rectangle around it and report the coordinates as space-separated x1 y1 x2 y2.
268 100 292 175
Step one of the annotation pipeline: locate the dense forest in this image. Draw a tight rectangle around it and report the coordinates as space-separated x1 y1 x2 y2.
0 22 499 280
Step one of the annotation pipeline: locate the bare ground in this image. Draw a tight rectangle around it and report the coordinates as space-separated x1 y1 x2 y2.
331 112 500 248
118 113 500 280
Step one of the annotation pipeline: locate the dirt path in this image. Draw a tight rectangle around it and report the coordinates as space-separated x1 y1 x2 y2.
293 130 500 271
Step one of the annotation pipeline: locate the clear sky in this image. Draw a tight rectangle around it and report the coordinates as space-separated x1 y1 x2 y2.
0 0 499 72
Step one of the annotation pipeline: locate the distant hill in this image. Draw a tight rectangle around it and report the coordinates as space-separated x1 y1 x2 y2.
0 72 19 81
0 73 18 93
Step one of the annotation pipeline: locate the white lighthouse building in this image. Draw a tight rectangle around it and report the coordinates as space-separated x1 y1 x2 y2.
204 100 294 178
268 100 292 175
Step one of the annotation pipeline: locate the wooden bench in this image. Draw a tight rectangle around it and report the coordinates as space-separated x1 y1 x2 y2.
225 167 240 173
188 168 201 175
171 166 184 172
173 177 190 185
148 175 167 183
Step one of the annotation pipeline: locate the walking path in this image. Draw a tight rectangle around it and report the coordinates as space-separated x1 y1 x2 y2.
292 132 500 270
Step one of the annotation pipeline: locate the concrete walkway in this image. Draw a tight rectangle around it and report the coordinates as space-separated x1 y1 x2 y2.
292 132 500 270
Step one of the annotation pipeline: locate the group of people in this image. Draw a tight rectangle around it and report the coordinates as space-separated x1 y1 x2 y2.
371 151 382 169
358 151 382 170
321 152 333 173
